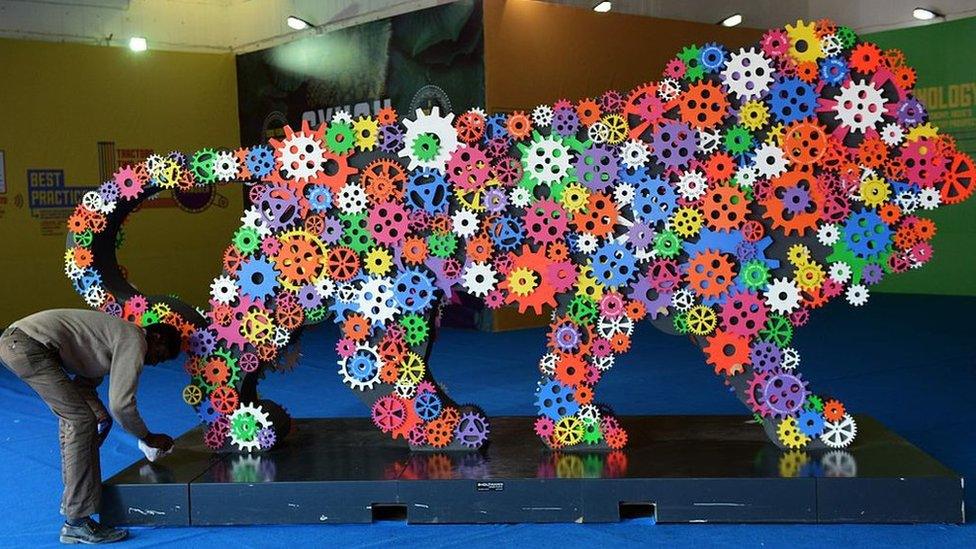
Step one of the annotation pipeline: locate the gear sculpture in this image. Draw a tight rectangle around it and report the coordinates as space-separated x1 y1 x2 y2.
66 20 975 453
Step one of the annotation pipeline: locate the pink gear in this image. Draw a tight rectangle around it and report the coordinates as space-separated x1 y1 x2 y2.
761 28 790 57
524 199 569 245
446 146 491 191
598 292 626 318
126 295 149 314
720 291 769 337
900 138 946 188
407 425 427 446
492 157 523 187
534 416 555 438
746 371 772 416
208 296 260 351
590 338 611 357
368 201 410 246
114 166 146 200
648 259 682 292
261 236 282 257
335 337 356 358
371 395 408 433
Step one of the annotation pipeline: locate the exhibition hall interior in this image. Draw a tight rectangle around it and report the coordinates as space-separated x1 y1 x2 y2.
0 0 974 546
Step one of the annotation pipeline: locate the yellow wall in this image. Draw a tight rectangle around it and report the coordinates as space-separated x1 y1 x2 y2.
0 38 242 325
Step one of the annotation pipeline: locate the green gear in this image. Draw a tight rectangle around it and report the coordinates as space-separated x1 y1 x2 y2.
233 227 261 255
325 122 356 155
737 182 755 202
654 230 681 258
753 412 765 425
836 27 857 48
427 232 458 258
724 125 754 155
567 294 598 325
678 45 705 81
115 227 126 250
340 213 374 253
741 259 770 290
672 311 690 334
400 313 429 346
305 306 328 324
581 418 603 445
230 411 258 443
412 133 441 162
190 148 217 184
195 347 242 392
140 310 159 326
74 230 94 248
760 314 793 348
805 394 825 412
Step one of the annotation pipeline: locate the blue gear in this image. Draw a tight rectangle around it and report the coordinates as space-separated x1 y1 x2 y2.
74 269 103 294
769 77 817 124
819 57 849 86
347 351 378 382
699 42 727 72
590 241 637 288
306 186 332 212
797 410 825 436
197 400 220 424
489 215 526 251
843 210 891 260
393 268 436 313
631 171 678 225
414 391 442 421
405 168 449 214
245 145 275 178
535 379 580 421
485 113 510 140
237 257 280 301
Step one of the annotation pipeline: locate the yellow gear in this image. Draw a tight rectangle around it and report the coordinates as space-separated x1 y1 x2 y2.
777 416 811 449
399 352 426 386
601 114 628 145
182 384 203 405
686 304 717 336
766 122 786 145
507 267 538 296
364 246 393 276
560 183 590 213
785 20 823 63
242 309 275 346
575 266 604 301
151 302 172 317
555 454 584 478
453 179 497 212
671 206 703 238
156 160 182 189
787 244 811 267
353 116 379 151
739 100 770 131
778 450 810 478
905 123 940 142
554 416 584 446
859 177 891 208
794 262 825 291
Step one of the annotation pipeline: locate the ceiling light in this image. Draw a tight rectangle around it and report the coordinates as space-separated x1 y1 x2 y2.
128 36 147 52
593 1 612 13
287 16 312 30
719 13 743 27
912 7 941 20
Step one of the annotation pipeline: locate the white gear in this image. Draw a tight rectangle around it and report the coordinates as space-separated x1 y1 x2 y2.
697 128 722 155
592 354 615 371
462 261 497 297
338 343 383 391
65 260 85 281
84 287 108 308
356 277 398 326
509 186 533 208
450 208 480 238
314 277 336 299
523 135 573 187
821 450 858 478
400 107 460 172
816 223 840 246
576 232 599 254
658 77 681 101
82 191 113 215
618 139 650 169
331 109 353 124
539 352 558 376
752 142 789 179
820 413 857 448
721 48 775 100
764 277 802 314
845 283 869 306
531 104 554 128
213 150 239 181
587 121 610 144
241 206 272 237
144 154 166 177
228 404 272 453
834 80 886 134
918 187 941 210
273 326 291 348
671 288 695 311
279 131 326 181
820 34 843 57
895 190 919 213
394 382 417 400
735 164 759 188
576 403 601 422
612 182 635 206
337 182 368 214
781 347 801 370
597 314 634 338
210 275 239 304
880 122 905 146
828 262 852 284
336 282 359 305
676 170 708 201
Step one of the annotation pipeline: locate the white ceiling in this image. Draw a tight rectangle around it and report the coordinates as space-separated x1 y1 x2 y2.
0 0 973 53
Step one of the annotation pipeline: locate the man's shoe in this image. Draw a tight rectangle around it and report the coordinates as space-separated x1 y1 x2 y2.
59 519 128 544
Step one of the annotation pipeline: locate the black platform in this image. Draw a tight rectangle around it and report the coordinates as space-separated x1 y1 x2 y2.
100 415 964 525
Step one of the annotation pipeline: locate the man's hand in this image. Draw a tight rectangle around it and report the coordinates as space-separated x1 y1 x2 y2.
141 433 174 452
96 417 113 447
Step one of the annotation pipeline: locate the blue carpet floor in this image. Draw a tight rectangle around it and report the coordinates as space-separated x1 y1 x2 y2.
0 293 973 547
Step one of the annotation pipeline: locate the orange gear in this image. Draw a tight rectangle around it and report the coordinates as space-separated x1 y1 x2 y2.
424 418 453 448
623 82 664 139
893 66 917 90
431 214 452 234
703 185 749 230
86 212 107 233
377 106 397 125
704 152 735 183
304 213 325 236
440 406 461 430
704 329 749 376
275 301 305 330
500 245 558 315
884 157 906 180
761 170 825 236
402 237 429 264
883 48 906 69
211 304 234 326
326 246 360 281
850 43 882 73
679 81 729 129
878 203 901 225
823 399 846 421
454 111 485 144
209 386 239 415
308 149 358 193
257 343 278 362
912 218 936 241
546 241 569 262
938 151 976 205
610 332 631 353
465 234 493 262
273 231 326 288
782 121 828 165
67 213 87 233
506 111 532 140
576 98 601 126
857 137 888 169
343 313 370 341
605 427 628 450
796 61 818 83
625 300 647 321
362 158 406 202
202 358 230 386
555 353 587 387
223 245 244 274
390 397 420 441
571 192 617 237
72 247 93 268
574 384 594 405
893 225 920 250
686 250 737 299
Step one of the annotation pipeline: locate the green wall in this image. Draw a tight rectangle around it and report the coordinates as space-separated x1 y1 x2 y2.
866 17 976 295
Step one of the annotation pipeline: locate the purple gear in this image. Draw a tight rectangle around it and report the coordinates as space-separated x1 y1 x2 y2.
575 144 619 191
626 222 655 249
651 122 697 169
484 187 508 214
103 301 124 317
455 411 490 449
628 274 672 319
239 352 260 373
735 240 757 261
750 341 783 372
554 324 581 351
426 257 459 297
188 328 218 356
379 123 405 153
485 137 511 160
321 216 343 244
98 181 120 203
896 97 926 127
782 186 812 215
861 263 884 285
762 370 808 418
297 283 324 309
257 427 277 450
259 186 301 230
552 107 579 137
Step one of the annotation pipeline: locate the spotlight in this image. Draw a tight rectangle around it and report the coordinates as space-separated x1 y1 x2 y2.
719 13 743 27
286 16 313 30
593 1 612 13
128 36 147 52
912 7 942 20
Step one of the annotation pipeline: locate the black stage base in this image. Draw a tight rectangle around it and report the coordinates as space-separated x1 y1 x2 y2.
101 415 964 526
